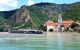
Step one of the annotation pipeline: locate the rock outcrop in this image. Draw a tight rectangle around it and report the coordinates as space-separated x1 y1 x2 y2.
15 7 32 23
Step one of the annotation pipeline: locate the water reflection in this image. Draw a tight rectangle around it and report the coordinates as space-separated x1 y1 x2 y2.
0 32 80 50
58 32 63 50
47 32 54 50
47 32 58 50
47 32 63 50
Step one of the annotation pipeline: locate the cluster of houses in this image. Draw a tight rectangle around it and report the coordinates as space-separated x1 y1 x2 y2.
44 20 80 32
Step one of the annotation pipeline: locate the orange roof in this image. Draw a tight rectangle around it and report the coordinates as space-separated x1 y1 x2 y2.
62 20 74 24
46 20 74 27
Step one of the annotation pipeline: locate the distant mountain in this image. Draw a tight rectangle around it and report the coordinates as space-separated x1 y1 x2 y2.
0 10 17 19
0 2 80 31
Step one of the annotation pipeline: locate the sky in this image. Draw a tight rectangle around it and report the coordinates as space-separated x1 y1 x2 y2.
0 0 80 11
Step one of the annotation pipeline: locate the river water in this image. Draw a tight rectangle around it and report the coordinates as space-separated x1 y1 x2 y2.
0 32 80 50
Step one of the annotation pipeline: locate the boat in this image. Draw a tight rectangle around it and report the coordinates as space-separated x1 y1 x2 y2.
9 29 43 34
24 30 43 34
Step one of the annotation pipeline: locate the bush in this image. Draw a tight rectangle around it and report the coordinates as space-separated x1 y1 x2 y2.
71 23 79 29
77 29 80 33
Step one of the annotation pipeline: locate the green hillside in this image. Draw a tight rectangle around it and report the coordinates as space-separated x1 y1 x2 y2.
0 2 80 31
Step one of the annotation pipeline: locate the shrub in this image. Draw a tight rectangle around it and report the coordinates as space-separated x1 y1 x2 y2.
77 29 80 33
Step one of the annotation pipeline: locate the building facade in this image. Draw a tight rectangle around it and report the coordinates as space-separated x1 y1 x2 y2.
45 20 74 32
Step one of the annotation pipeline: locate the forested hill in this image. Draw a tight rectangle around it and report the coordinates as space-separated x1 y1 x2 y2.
0 2 80 31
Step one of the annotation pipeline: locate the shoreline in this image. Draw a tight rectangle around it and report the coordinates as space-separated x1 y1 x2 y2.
0 32 78 34
0 32 79 41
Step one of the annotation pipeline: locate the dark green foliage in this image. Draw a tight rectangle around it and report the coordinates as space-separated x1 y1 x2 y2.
0 16 4 25
38 25 47 31
0 10 17 19
78 29 80 33
70 23 79 28
28 6 49 28
63 3 80 22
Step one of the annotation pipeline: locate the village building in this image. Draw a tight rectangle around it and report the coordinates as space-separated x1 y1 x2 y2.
45 20 74 32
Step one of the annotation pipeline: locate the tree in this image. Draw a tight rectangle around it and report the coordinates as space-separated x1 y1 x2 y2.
71 23 79 28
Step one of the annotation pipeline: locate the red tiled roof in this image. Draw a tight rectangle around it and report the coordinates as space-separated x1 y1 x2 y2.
46 20 74 27
62 20 74 24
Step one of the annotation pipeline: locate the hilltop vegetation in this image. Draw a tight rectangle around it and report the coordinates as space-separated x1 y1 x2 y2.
0 2 80 31
62 2 80 22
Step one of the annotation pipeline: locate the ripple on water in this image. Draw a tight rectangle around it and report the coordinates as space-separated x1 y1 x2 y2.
0 32 80 50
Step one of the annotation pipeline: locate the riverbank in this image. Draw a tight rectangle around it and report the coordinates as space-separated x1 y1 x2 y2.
0 32 79 34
